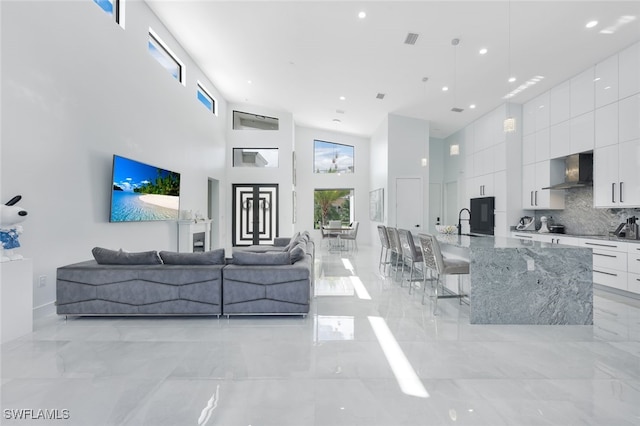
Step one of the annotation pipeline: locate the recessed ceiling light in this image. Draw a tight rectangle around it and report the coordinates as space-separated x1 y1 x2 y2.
358 11 366 19
479 48 488 55
508 77 516 83
247 80 252 84
442 86 449 92
594 77 601 82
586 20 598 29
339 96 346 101
469 104 476 109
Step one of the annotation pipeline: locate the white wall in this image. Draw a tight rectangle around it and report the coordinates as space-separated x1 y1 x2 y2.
295 126 371 245
1 1 227 316
369 118 389 247
387 114 430 230
225 104 294 250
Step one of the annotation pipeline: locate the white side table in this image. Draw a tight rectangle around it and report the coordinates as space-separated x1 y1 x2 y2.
178 220 212 253
0 258 33 343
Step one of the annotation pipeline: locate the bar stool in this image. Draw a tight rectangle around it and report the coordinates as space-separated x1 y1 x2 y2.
417 233 469 314
377 225 391 274
386 227 404 280
397 229 424 294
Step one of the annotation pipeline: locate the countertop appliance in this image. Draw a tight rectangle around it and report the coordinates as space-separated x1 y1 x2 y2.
549 224 566 234
614 216 639 239
516 216 535 231
539 216 550 233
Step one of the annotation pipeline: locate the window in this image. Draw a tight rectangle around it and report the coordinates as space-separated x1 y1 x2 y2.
314 140 354 174
197 82 217 115
233 111 279 130
148 28 184 84
314 189 354 229
233 148 279 168
93 0 123 26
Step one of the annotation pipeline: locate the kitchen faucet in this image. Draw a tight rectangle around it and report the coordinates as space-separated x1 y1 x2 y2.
458 208 471 235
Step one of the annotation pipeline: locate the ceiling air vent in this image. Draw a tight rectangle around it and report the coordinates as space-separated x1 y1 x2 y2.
376 93 386 100
404 32 419 45
451 107 464 113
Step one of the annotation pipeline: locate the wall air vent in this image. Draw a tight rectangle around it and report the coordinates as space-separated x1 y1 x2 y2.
404 33 419 45
376 93 386 100
451 107 464 113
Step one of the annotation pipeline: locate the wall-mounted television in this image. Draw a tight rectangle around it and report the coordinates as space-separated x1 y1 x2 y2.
110 155 180 222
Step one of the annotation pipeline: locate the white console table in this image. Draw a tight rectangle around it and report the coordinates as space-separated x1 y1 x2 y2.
178 219 212 253
0 258 33 343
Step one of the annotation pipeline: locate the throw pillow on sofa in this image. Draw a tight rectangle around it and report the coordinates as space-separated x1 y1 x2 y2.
232 251 291 265
159 249 225 265
92 247 162 265
289 242 307 263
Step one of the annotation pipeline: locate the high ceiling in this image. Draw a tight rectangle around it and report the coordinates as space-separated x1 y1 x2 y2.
145 1 640 139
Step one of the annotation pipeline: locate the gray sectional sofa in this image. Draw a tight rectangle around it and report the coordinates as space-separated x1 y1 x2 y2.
56 233 314 317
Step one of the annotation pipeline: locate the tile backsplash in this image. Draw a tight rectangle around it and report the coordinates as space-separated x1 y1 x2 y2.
533 187 640 236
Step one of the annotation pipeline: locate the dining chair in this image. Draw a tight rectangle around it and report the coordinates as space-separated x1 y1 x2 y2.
417 233 469 314
397 229 424 294
385 227 404 281
377 225 391 274
340 221 359 251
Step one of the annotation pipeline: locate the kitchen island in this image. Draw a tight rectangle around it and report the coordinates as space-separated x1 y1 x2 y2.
435 234 593 325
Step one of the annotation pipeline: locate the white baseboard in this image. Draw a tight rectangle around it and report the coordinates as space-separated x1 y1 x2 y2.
33 301 56 320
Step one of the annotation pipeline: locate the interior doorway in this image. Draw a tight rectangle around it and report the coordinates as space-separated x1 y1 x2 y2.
429 183 442 233
395 177 423 233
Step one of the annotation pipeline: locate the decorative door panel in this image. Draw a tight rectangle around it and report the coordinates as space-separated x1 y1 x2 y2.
233 184 278 246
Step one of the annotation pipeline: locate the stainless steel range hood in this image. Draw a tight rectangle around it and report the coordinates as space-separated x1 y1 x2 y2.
542 153 593 190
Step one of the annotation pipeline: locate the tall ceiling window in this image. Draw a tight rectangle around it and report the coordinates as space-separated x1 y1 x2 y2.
93 0 123 26
197 82 217 115
148 28 184 84
314 140 354 174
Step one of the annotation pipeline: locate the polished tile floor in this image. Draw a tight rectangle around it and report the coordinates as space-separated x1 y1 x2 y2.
2 245 640 425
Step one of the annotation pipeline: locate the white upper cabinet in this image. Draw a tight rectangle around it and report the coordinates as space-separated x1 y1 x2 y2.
595 54 618 108
618 139 640 206
523 100 536 136
619 42 640 99
571 67 595 118
570 111 594 154
550 80 571 125
549 120 571 159
595 102 618 148
619 93 640 143
522 133 536 165
535 128 550 162
521 160 565 210
535 93 550 131
595 139 640 208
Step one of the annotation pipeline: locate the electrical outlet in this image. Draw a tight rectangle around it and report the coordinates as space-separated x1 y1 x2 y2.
38 275 47 287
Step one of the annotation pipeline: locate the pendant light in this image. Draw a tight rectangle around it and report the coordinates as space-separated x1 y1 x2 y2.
504 0 516 133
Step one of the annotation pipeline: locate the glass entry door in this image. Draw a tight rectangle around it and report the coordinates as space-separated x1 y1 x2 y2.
232 184 279 246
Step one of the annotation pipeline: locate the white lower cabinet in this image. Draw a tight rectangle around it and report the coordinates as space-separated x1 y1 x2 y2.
510 233 639 294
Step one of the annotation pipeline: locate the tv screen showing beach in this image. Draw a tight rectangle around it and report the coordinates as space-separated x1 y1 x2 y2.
110 155 180 222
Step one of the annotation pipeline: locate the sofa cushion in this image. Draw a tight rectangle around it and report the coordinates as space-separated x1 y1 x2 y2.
284 232 301 251
159 249 225 265
232 251 291 265
289 242 307 263
92 247 161 265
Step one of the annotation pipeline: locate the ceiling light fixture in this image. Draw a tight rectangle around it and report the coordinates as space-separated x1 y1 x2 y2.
479 48 488 55
508 76 516 83
339 96 346 101
469 104 476 109
358 11 366 19
442 86 449 91
586 20 598 29
600 15 637 35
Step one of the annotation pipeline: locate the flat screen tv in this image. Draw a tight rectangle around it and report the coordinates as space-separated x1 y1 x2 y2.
110 155 180 222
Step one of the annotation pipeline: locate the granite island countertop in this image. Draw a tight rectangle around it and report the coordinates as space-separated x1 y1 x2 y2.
510 229 640 244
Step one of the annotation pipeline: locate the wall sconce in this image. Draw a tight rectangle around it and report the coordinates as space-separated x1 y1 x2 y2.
449 144 460 156
503 117 516 133
421 158 428 167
